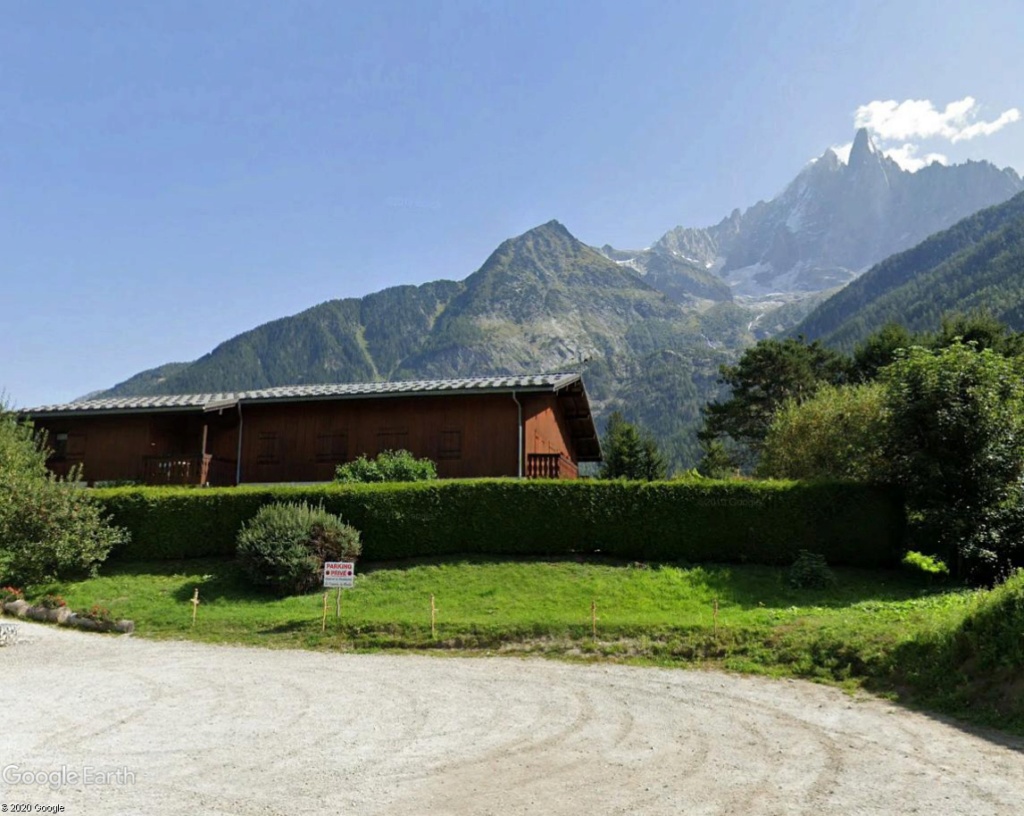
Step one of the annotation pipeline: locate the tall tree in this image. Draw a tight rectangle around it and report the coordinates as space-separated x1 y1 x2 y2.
883 343 1024 582
699 337 849 464
600 412 667 481
758 382 888 481
850 323 915 382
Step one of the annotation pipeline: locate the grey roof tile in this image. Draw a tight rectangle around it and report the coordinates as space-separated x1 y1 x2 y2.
24 373 583 416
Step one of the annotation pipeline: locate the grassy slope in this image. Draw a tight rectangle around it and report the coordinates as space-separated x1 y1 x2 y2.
32 556 1020 733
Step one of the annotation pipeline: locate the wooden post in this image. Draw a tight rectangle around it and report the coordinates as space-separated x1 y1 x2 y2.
336 587 341 620
430 594 436 640
713 598 719 637
591 599 597 640
322 592 328 632
191 588 200 628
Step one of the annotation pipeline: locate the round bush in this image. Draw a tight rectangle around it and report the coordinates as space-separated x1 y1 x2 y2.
335 449 437 483
236 502 361 596
788 550 837 589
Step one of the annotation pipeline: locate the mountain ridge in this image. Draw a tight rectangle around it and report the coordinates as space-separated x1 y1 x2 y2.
794 191 1024 348
630 128 1023 296
94 135 1024 467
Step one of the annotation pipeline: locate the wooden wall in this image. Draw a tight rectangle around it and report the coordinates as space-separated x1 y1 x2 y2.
34 414 194 483
238 393 524 483
523 393 575 460
35 412 238 485
34 390 584 484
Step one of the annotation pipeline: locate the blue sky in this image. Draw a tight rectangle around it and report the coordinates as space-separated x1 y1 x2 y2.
3 0 1022 407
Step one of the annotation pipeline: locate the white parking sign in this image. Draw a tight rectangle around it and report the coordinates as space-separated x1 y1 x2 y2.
323 561 355 589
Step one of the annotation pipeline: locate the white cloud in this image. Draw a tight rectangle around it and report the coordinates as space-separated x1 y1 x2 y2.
831 142 853 164
854 96 1020 144
881 143 949 172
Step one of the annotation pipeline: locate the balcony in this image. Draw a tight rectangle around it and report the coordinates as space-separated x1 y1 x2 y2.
143 455 237 486
526 452 578 479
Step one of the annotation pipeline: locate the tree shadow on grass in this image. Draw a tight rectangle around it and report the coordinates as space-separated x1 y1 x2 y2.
859 635 1024 750
103 558 271 604
690 564 954 611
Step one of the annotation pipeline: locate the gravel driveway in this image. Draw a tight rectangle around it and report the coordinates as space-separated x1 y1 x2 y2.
2 621 1022 815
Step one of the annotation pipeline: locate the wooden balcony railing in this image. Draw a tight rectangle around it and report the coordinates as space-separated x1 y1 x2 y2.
526 453 579 479
143 455 237 486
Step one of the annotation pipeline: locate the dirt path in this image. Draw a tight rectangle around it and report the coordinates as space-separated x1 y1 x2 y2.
2 621 1022 815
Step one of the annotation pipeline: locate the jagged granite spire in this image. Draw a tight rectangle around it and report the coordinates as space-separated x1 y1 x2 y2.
847 127 877 168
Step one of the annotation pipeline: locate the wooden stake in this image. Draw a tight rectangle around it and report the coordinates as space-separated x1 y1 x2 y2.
591 599 597 640
430 594 436 640
713 598 719 637
190 588 200 628
321 592 328 632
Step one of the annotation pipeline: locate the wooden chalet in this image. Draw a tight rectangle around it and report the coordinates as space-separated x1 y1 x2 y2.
23 374 601 486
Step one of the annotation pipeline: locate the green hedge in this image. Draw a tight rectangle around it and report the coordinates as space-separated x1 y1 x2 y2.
91 479 904 567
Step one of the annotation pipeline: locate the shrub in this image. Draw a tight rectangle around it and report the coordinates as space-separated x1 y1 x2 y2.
80 604 113 623
236 501 361 596
335 449 437 483
788 551 836 589
94 480 904 567
0 586 23 603
37 594 67 610
0 409 128 584
953 569 1024 671
901 550 950 577
758 383 889 481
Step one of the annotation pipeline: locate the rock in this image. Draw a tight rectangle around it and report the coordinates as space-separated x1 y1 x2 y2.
4 600 31 617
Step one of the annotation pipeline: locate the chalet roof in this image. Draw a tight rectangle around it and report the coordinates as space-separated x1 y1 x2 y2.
24 373 582 415
24 372 601 462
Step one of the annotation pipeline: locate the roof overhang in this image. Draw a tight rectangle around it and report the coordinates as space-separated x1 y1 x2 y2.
21 373 591 419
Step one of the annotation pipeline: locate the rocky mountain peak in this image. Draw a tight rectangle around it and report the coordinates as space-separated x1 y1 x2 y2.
848 127 876 166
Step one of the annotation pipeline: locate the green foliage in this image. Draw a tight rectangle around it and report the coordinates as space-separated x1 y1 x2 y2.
788 551 837 589
882 343 1024 582
88 487 266 560
0 409 127 584
236 501 362 596
696 438 738 478
850 323 915 382
0 585 24 603
599 412 667 481
931 311 1024 356
335 449 438 483
850 314 1024 383
92 480 904 567
953 569 1024 671
890 570 1024 730
758 382 888 480
700 336 850 464
901 551 950 577
80 603 113 623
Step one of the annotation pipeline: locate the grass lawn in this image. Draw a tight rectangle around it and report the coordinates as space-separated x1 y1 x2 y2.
29 556 1020 733
36 558 967 665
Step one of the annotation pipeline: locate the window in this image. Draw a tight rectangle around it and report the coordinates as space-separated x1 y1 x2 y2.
256 432 279 465
438 429 462 460
51 432 69 459
377 430 408 454
315 432 348 464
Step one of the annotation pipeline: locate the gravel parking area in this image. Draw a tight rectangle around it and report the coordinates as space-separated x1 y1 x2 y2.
2 621 1022 815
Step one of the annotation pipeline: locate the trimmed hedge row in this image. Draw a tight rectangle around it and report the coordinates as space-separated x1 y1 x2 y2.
91 479 905 567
